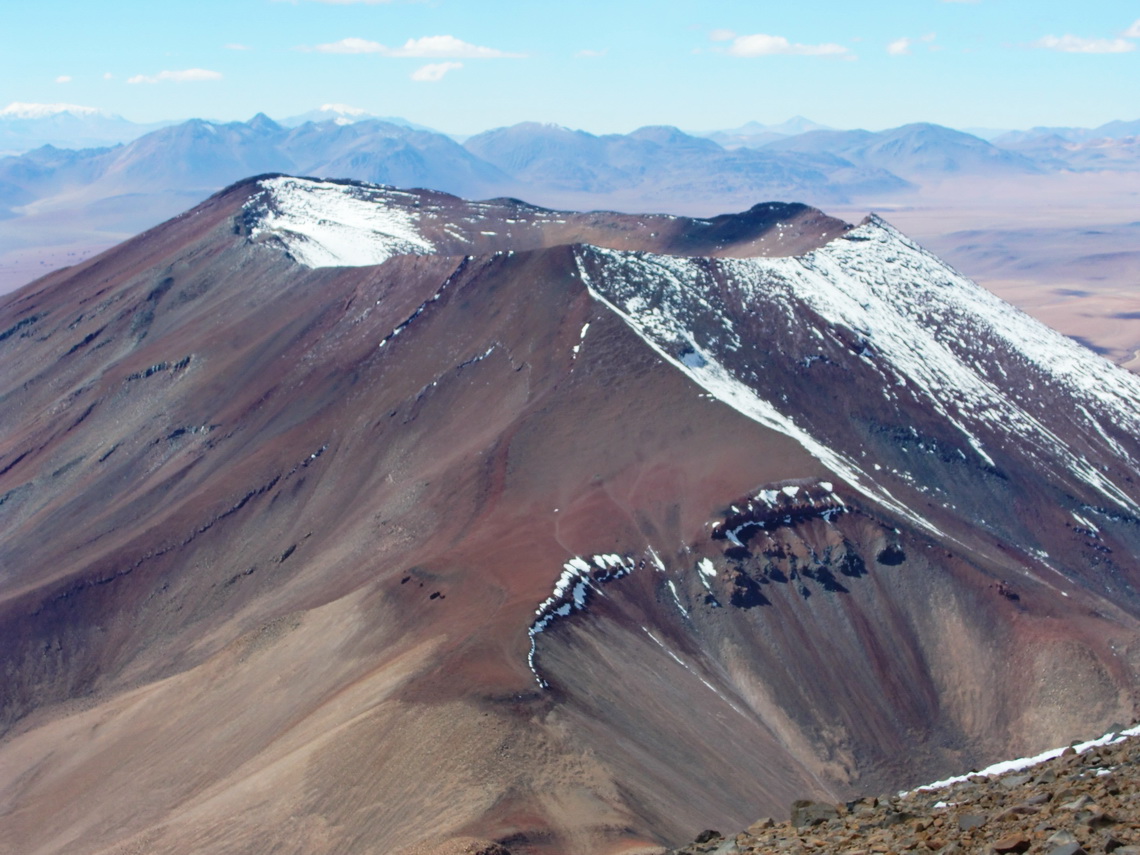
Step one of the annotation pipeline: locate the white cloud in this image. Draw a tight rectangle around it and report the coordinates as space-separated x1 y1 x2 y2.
389 35 515 57
1 102 103 118
225 43 251 51
127 68 224 84
724 33 851 58
312 37 385 54
309 34 520 58
411 61 462 81
55 75 72 84
320 103 368 115
888 33 936 55
575 48 606 58
1034 34 1135 54
709 29 735 42
103 72 114 80
1125 19 1140 38
887 37 912 56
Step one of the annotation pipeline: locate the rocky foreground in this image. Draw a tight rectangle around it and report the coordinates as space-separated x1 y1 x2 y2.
667 731 1140 855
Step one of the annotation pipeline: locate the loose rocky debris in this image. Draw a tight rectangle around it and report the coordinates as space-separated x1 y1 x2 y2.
667 731 1140 855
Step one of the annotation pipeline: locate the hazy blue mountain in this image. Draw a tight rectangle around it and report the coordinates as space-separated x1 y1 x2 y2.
1095 119 1140 138
994 119 1140 149
0 114 516 218
992 115 1140 172
278 105 438 133
462 123 624 193
704 116 832 137
699 116 834 150
463 122 909 204
281 119 513 198
99 115 295 190
994 127 1091 146
0 103 173 155
764 123 1041 179
960 127 1014 141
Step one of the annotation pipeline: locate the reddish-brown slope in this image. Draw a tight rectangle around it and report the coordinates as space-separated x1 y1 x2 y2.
0 182 1138 855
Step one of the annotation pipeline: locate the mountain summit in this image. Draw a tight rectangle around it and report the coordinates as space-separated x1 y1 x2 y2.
2 176 1140 855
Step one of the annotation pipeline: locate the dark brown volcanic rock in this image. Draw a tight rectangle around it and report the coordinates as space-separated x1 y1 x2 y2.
1 176 1140 855
668 729 1140 855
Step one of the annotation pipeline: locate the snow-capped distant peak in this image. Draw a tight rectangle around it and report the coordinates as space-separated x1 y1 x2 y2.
0 102 108 119
243 176 435 269
318 103 369 117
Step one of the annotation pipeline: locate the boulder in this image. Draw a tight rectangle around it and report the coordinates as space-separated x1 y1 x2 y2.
790 799 839 828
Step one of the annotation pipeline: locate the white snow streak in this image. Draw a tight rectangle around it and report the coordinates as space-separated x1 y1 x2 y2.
245 176 434 268
527 553 636 687
575 217 1140 518
907 724 1140 794
577 253 946 536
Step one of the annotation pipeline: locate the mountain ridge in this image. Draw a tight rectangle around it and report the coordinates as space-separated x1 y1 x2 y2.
7 113 1139 301
3 176 1140 854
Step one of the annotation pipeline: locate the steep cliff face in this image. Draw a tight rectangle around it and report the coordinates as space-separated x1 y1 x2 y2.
1 177 1139 855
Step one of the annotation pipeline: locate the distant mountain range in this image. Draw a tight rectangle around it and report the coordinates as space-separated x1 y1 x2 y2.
761 123 1042 179
0 114 915 235
0 102 435 157
462 121 908 206
0 102 175 155
2 108 1139 295
700 116 834 149
9 111 1139 232
276 103 437 132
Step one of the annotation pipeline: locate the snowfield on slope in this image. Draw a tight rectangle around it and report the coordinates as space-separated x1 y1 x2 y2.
244 176 435 268
239 176 1140 520
575 217 1140 517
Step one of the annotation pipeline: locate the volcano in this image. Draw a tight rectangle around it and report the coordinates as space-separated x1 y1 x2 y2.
2 175 1140 855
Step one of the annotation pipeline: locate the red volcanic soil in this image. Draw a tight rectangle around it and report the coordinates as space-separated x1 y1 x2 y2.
1 179 1139 855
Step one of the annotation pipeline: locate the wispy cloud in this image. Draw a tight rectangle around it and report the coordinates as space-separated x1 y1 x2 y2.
1125 19 1140 38
575 48 607 58
320 103 368 115
1034 34 1134 54
718 32 851 59
55 75 72 84
0 102 103 118
310 37 384 54
708 29 735 42
887 33 936 55
390 35 520 58
411 61 462 81
307 34 521 58
127 68 224 84
887 37 913 56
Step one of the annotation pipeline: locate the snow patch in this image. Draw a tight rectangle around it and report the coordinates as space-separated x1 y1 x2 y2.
245 176 434 268
906 723 1140 794
575 217 1140 526
667 580 689 618
527 552 636 687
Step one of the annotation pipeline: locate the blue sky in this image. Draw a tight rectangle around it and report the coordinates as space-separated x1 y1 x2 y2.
2 0 1138 134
